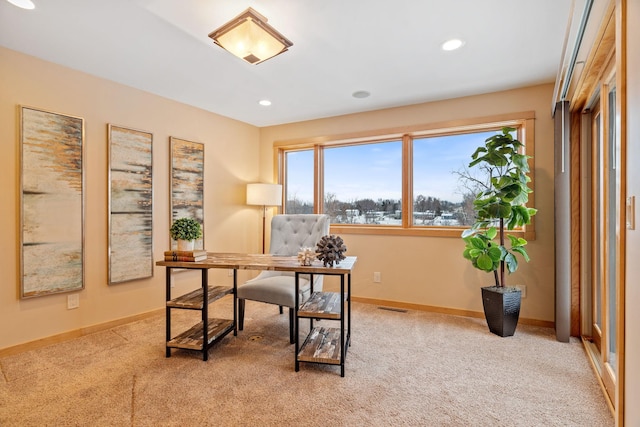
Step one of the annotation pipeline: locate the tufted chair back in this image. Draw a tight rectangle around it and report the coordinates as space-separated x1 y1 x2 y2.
269 214 330 256
256 214 330 283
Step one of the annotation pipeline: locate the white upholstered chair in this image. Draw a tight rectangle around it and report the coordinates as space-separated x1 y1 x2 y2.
237 214 330 343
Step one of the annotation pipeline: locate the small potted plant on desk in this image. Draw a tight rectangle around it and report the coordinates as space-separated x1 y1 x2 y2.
170 217 202 251
461 127 537 337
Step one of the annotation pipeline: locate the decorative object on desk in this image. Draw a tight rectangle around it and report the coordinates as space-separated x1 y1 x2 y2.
164 250 207 262
315 235 347 267
297 247 316 266
169 218 202 252
19 106 85 298
108 124 153 285
246 182 282 253
460 127 537 337
170 137 204 250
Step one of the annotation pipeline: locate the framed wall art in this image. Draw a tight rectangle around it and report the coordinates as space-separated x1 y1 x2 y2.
108 125 153 284
170 137 204 250
20 106 85 298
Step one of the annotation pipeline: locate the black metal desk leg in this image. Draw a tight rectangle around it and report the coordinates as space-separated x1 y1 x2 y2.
202 268 209 361
233 269 238 336
295 271 300 372
166 267 172 358
340 273 345 377
309 273 314 330
348 273 352 347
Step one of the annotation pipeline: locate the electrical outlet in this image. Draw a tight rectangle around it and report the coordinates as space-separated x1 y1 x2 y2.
228 269 234 277
373 272 381 283
515 285 527 298
67 294 80 309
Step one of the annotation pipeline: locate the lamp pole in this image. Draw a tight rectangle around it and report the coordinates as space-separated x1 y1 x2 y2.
261 204 267 254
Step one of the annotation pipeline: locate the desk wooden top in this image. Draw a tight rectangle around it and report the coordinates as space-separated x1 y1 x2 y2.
156 252 357 274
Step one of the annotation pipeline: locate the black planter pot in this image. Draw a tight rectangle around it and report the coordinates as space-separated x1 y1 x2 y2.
481 286 522 337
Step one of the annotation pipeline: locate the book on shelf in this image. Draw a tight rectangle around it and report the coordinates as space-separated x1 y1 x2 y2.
164 250 208 262
164 250 207 257
164 255 208 262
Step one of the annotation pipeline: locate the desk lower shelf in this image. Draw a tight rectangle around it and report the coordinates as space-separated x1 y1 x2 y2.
297 292 344 320
167 285 232 309
167 318 234 351
297 326 344 365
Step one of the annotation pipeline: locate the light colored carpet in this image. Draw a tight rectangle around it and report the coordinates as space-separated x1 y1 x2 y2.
0 299 613 426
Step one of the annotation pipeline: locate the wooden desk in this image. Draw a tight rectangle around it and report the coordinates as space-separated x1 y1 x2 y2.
157 253 357 375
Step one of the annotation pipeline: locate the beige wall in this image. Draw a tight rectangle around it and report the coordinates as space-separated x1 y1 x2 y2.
624 0 639 423
0 47 260 350
260 84 556 323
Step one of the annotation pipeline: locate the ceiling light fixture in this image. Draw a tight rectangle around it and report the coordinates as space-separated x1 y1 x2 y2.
208 7 293 65
6 0 35 9
441 38 465 51
259 99 272 106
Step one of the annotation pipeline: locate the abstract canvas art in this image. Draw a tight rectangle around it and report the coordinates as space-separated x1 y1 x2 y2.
108 125 153 284
170 137 204 250
20 106 84 298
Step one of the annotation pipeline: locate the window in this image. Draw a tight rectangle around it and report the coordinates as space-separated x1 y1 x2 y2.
277 114 535 237
412 131 501 227
284 149 314 213
324 141 402 225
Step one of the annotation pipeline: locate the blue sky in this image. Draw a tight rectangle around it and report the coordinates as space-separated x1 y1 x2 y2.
286 131 496 205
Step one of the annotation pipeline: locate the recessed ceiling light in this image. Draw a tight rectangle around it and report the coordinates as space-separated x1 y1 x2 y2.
352 90 371 99
442 39 464 51
6 0 35 9
259 99 272 106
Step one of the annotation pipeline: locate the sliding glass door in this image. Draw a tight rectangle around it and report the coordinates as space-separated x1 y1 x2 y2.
585 58 619 405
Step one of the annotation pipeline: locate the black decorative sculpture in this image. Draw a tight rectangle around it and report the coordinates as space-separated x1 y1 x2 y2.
316 235 347 267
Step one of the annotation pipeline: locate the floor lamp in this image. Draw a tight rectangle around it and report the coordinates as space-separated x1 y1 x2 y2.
246 183 283 253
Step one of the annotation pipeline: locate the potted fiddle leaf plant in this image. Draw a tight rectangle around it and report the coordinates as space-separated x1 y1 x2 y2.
170 217 202 251
461 127 537 337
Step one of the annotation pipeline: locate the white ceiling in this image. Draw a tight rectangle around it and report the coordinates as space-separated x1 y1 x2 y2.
0 0 573 127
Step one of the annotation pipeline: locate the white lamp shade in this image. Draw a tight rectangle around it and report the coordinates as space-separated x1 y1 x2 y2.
246 183 282 206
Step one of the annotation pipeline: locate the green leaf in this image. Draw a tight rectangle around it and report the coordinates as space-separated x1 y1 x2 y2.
514 205 530 224
477 253 495 271
468 249 483 257
513 153 530 171
461 228 476 238
487 202 511 218
485 227 498 239
470 146 487 160
507 234 527 247
487 246 502 261
504 253 518 273
470 238 485 250
511 246 530 262
511 191 530 206
468 157 483 168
